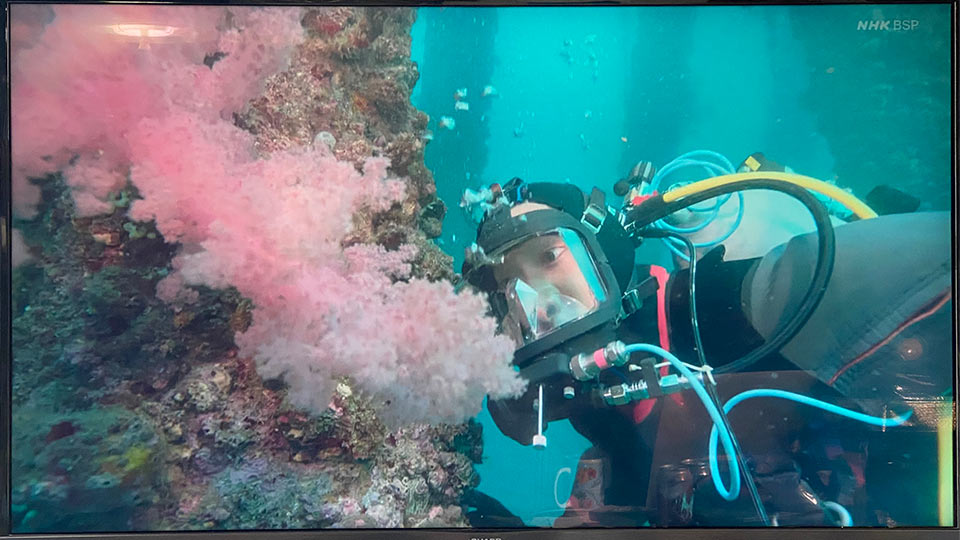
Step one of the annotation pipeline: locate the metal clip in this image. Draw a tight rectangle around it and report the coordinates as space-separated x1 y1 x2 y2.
620 289 642 321
581 203 606 234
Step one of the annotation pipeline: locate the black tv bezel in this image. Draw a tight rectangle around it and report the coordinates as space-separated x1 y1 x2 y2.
0 0 957 538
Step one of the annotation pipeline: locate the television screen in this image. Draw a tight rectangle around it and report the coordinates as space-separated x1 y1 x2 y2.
3 1 956 536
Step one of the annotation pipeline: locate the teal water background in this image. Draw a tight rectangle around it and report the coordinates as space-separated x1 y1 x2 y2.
410 4 952 526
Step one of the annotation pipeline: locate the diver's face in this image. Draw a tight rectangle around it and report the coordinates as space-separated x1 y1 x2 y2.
492 203 599 311
496 234 599 311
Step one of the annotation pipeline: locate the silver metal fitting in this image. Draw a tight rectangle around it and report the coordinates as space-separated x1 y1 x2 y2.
625 380 651 401
569 340 629 381
600 380 653 406
602 341 628 365
602 384 631 406
563 386 576 399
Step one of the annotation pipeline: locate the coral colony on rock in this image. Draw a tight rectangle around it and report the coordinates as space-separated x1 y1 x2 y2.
10 5 525 532
8 3 954 534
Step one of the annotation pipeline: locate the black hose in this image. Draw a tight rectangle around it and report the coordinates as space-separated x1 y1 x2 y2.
640 229 770 526
639 230 707 368
632 179 837 374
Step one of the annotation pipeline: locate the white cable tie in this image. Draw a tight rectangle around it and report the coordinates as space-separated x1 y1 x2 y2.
702 364 717 386
676 362 717 386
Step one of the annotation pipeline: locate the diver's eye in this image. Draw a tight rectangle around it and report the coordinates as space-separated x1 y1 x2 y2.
540 246 566 265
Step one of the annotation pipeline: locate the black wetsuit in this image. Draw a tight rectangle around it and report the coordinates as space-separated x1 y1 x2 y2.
472 211 952 528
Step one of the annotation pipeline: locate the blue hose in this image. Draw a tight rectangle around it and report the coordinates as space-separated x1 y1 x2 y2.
648 159 732 218
622 343 915 504
658 191 745 262
823 501 854 527
708 389 913 501
652 149 736 179
623 343 742 501
642 151 745 261
650 158 729 190
646 155 732 196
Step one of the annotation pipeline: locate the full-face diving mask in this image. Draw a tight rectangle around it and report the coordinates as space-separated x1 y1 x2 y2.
460 181 636 368
485 227 608 348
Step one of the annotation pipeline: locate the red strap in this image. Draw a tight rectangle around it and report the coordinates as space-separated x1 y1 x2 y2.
632 265 684 424
649 265 671 352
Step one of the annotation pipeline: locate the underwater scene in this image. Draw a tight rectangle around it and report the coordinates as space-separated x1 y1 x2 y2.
6 3 955 533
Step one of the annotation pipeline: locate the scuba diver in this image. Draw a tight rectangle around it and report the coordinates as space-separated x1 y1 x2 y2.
457 151 953 528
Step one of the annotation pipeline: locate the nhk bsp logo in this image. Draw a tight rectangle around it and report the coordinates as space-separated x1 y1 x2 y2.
857 19 920 31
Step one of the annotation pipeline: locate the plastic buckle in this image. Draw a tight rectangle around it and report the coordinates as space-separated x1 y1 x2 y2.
581 203 606 234
621 288 642 316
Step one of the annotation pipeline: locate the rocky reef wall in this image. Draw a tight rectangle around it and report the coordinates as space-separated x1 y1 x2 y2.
9 6 507 532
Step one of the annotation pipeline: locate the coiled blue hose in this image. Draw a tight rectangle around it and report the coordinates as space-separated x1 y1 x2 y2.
657 192 745 262
642 151 746 261
652 160 729 233
648 149 736 182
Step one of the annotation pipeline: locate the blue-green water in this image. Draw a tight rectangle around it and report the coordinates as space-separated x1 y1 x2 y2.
410 4 951 525
8 3 951 531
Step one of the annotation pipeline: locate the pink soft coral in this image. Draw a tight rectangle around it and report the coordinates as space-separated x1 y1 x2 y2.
130 127 525 425
9 4 300 218
11 5 525 425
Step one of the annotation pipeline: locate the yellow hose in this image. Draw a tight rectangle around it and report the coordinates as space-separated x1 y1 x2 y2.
660 171 879 220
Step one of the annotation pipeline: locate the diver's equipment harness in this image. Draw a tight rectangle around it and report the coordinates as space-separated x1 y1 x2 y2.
468 152 862 387
463 151 903 526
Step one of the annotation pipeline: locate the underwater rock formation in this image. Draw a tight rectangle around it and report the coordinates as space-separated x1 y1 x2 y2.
236 7 446 245
11 405 166 532
179 458 335 530
10 5 514 532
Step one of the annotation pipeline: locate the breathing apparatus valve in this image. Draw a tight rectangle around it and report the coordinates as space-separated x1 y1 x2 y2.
461 179 527 225
614 160 657 197
569 340 629 381
597 358 703 405
461 183 502 207
599 368 696 407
